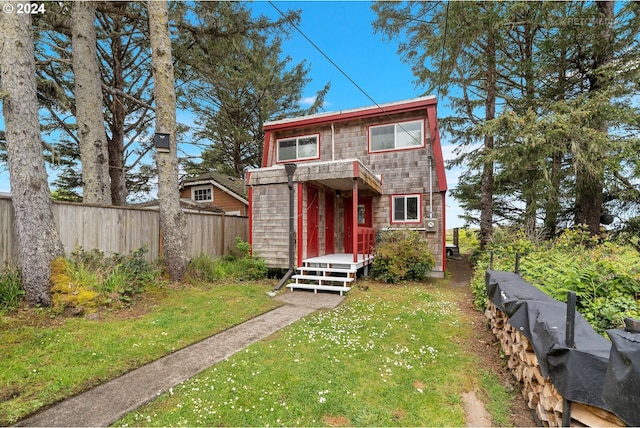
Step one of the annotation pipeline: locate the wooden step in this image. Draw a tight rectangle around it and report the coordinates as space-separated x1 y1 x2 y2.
292 274 355 284
296 267 356 276
286 283 351 295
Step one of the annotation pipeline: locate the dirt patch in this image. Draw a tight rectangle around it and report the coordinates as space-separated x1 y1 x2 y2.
447 255 535 427
321 414 352 426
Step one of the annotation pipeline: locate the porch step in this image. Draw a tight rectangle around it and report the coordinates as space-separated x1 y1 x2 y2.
292 274 355 285
297 266 356 275
289 274 355 296
286 283 351 295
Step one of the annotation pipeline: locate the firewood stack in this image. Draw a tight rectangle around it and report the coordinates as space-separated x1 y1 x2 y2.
484 300 625 427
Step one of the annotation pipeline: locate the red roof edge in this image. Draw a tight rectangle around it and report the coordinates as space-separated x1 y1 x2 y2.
264 96 437 132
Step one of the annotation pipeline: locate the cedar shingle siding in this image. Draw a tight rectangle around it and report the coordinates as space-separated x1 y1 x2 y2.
248 97 447 274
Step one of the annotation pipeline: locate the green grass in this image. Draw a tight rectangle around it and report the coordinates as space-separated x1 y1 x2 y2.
0 282 280 425
115 281 511 427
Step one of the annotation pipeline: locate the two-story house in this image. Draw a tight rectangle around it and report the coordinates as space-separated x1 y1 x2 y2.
246 96 448 293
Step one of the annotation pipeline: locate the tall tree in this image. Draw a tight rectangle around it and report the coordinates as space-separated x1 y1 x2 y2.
173 1 329 178
32 2 156 204
373 1 503 248
148 0 187 281
0 6 64 305
71 1 112 204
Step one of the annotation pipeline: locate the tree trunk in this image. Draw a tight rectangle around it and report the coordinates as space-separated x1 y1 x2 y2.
480 30 497 249
148 0 188 281
574 1 613 235
108 30 128 206
72 1 112 205
0 8 65 306
543 150 563 238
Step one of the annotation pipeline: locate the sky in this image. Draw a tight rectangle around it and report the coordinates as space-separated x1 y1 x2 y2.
0 1 467 229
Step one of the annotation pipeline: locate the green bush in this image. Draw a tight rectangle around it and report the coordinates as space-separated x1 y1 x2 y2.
187 239 266 283
470 227 640 335
371 229 435 283
0 268 23 312
53 245 160 313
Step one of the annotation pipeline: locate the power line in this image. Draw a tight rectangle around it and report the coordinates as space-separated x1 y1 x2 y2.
267 1 425 145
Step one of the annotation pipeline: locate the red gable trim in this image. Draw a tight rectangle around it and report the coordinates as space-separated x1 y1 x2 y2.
262 131 271 168
264 97 437 132
426 104 448 192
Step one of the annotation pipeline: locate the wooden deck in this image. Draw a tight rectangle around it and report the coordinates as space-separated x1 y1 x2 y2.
288 253 375 295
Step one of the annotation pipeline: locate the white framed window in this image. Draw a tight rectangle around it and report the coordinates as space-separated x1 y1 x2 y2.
369 119 424 152
391 194 421 223
277 134 319 162
192 185 213 202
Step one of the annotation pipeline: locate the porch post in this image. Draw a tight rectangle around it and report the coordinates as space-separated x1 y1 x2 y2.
352 177 358 263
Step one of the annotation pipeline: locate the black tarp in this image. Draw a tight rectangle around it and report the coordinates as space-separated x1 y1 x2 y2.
486 270 640 426
603 329 640 426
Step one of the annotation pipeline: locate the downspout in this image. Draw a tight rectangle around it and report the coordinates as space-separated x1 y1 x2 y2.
429 154 434 218
270 163 298 294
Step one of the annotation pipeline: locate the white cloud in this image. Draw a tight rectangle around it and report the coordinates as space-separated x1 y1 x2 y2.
300 96 318 106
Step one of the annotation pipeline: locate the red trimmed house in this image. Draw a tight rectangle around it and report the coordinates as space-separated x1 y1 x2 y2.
246 96 448 293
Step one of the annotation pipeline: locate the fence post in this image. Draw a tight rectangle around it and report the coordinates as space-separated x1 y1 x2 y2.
515 252 520 275
562 291 577 427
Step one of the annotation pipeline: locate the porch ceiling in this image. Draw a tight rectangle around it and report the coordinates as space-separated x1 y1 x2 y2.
247 159 382 194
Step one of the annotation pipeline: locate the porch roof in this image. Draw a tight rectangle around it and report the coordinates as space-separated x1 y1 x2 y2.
246 159 383 194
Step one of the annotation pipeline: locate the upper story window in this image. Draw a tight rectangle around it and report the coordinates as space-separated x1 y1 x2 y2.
369 119 424 153
192 185 213 202
277 134 319 162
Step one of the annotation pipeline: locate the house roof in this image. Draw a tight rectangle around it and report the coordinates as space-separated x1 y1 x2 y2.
264 95 437 131
181 172 248 204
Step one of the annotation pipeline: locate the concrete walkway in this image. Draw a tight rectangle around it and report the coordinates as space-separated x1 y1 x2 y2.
16 292 345 427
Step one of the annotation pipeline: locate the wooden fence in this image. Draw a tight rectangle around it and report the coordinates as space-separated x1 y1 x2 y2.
0 195 248 269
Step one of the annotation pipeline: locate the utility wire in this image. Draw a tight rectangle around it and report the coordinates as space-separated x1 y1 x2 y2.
268 1 425 146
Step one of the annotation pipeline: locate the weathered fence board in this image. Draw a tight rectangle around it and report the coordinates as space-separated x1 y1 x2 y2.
0 196 248 268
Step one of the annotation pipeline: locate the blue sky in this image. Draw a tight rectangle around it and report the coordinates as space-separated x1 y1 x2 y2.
0 0 467 228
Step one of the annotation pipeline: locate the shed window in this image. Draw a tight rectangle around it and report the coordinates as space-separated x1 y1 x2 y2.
391 194 421 223
277 134 319 162
370 119 424 152
192 185 213 202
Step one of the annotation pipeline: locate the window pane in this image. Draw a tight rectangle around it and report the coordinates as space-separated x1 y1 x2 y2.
298 136 318 159
370 125 394 151
393 197 405 221
396 121 422 148
406 196 419 220
358 204 365 225
278 139 296 161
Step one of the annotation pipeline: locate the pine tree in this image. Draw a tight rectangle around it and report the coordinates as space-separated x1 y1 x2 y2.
0 7 64 306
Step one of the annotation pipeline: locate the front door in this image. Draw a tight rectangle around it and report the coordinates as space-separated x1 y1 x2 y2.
306 185 319 258
344 197 372 253
325 190 335 254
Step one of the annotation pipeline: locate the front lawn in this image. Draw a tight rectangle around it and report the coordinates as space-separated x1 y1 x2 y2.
0 282 280 425
116 281 514 427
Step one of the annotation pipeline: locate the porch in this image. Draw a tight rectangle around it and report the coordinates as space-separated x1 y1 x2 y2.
289 253 374 295
288 227 375 295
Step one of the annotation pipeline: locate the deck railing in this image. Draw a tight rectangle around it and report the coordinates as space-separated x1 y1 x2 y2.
356 227 376 260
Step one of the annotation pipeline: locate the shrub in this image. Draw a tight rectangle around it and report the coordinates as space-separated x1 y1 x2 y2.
187 240 267 283
371 229 435 283
469 227 640 335
0 268 23 312
51 246 161 314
